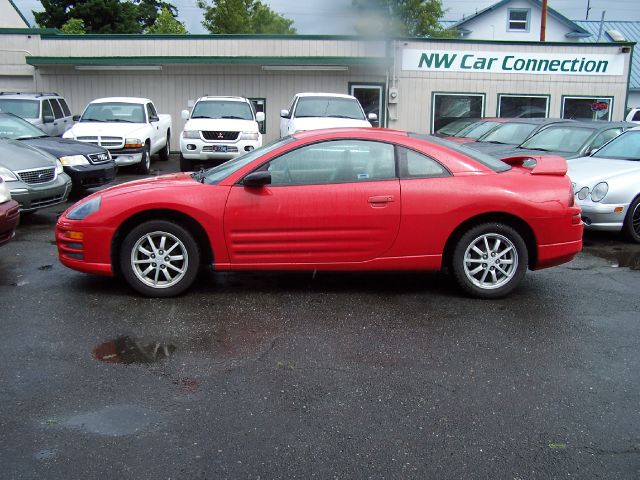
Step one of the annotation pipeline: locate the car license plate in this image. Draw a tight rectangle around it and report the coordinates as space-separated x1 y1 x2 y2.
213 146 227 153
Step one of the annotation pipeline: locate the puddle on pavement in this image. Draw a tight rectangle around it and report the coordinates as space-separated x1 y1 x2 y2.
585 247 640 270
64 405 160 436
93 336 176 364
34 449 58 461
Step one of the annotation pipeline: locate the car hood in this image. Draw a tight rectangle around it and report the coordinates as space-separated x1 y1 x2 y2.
0 138 57 171
290 117 372 132
567 157 640 185
20 136 109 158
95 173 199 199
64 122 147 138
497 147 581 160
184 118 258 132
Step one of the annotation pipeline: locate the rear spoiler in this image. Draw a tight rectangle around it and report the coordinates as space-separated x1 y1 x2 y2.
500 155 567 176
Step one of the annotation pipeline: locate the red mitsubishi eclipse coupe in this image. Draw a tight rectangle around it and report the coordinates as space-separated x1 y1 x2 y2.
56 128 582 299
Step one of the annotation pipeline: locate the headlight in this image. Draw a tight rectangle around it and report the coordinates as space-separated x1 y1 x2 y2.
59 155 90 166
124 138 143 148
590 182 608 203
239 131 259 141
577 186 589 201
66 195 102 220
55 159 64 174
0 182 11 203
182 130 200 139
0 166 18 182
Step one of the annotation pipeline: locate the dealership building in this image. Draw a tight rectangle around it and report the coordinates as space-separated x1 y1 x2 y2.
0 27 634 148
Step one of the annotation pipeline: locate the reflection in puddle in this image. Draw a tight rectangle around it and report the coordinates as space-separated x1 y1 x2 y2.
586 248 640 270
93 336 176 364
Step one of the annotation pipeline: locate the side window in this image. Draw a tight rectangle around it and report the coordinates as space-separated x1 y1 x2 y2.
591 128 622 150
41 100 54 120
50 99 64 119
398 147 449 178
261 140 396 186
147 103 158 121
633 111 640 122
286 97 297 117
58 98 71 117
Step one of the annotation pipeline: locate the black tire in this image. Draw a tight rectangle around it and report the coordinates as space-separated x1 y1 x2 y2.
179 154 193 172
623 195 640 243
137 143 151 174
450 222 528 299
119 220 200 297
158 132 170 162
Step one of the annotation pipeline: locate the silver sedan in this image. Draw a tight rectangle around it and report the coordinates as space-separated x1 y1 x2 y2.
567 127 640 242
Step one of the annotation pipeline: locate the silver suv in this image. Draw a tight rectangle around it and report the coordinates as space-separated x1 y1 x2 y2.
0 92 74 136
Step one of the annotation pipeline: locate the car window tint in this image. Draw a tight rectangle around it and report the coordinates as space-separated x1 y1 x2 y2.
591 128 622 150
59 98 71 117
42 100 54 119
264 140 395 186
398 147 449 178
520 126 593 153
50 99 64 119
293 97 365 120
0 99 39 118
480 122 537 144
592 130 640 160
633 111 640 122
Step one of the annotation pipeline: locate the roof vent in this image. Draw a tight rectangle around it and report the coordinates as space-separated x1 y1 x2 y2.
606 30 626 42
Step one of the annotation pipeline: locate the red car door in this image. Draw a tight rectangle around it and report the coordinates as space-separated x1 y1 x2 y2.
223 139 401 266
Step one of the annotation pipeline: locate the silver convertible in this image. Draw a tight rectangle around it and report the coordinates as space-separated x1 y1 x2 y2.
567 127 640 242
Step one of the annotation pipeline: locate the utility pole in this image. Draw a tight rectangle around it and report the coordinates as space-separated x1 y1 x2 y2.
540 0 547 41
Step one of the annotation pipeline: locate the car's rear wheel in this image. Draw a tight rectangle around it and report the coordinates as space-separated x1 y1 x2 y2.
623 196 640 243
179 154 192 172
137 144 151 174
120 220 200 297
159 132 170 162
451 223 528 299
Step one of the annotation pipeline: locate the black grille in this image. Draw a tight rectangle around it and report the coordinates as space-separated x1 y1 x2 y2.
202 131 239 141
17 167 55 184
88 152 111 164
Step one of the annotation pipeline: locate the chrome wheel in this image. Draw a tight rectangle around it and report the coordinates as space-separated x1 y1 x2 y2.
463 233 518 290
632 202 640 236
130 231 188 289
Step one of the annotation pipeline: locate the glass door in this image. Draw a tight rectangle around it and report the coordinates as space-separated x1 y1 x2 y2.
350 83 385 127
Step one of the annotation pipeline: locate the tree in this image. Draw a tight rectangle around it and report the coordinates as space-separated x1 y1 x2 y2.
197 0 296 35
147 6 188 34
34 0 180 34
352 0 456 38
61 18 86 34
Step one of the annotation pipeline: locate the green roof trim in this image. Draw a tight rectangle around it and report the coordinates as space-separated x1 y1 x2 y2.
26 56 391 67
7 0 30 27
40 33 372 41
0 28 59 34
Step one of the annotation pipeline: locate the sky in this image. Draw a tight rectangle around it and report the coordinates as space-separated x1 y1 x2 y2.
13 0 640 34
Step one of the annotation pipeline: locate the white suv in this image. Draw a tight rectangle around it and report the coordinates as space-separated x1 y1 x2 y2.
179 96 265 171
0 92 74 136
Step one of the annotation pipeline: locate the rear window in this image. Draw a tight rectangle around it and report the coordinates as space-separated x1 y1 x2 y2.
410 133 511 172
0 99 40 119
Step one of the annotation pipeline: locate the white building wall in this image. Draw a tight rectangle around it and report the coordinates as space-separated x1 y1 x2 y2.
628 91 640 109
0 33 37 91
458 0 575 42
0 0 29 28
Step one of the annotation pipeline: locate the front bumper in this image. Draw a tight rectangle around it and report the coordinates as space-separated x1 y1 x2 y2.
0 199 20 246
180 137 260 163
107 147 144 166
56 219 115 276
9 174 72 212
577 201 628 232
65 162 118 189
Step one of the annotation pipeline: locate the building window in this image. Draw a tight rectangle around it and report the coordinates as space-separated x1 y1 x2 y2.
350 83 385 127
249 98 266 134
562 96 613 121
498 95 549 118
432 93 485 133
508 9 530 31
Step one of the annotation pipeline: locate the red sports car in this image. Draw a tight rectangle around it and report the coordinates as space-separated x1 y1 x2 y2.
56 128 583 299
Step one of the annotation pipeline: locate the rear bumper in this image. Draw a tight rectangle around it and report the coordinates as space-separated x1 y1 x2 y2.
535 238 583 269
0 199 20 246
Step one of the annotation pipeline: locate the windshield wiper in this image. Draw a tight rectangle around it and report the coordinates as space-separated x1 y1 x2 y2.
521 146 551 152
327 115 360 119
221 115 247 120
81 118 104 122
109 118 136 123
191 115 213 119
191 169 207 183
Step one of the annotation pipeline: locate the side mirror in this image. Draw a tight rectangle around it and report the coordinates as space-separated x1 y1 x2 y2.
72 114 80 121
149 115 159 123
43 115 54 123
280 109 289 118
368 112 378 122
255 111 265 122
242 171 271 187
181 109 190 120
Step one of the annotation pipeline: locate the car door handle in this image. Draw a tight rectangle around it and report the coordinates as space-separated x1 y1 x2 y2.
368 195 394 205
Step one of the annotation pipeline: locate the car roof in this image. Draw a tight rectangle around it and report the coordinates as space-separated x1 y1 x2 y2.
90 97 152 104
0 92 61 99
292 127 407 140
545 120 636 130
197 96 249 102
295 92 358 100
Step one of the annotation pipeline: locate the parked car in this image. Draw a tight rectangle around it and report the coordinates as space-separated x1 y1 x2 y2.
444 118 509 144
0 139 72 212
56 128 582 299
625 107 640 124
0 178 20 246
0 92 74 136
0 112 116 192
179 96 265 172
279 93 376 137
496 121 635 160
466 118 575 156
567 127 640 242
434 117 480 137
63 97 172 174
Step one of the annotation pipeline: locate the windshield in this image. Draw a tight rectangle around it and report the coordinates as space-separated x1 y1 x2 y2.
0 99 40 119
294 97 365 120
81 102 145 123
436 118 478 136
456 121 501 139
479 122 538 145
520 126 594 153
0 114 47 139
203 137 294 184
592 130 640 160
191 100 254 120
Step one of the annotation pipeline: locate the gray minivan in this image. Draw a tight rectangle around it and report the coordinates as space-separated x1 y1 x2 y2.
0 92 74 136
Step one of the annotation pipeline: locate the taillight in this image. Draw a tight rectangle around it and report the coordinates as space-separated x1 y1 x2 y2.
568 183 575 207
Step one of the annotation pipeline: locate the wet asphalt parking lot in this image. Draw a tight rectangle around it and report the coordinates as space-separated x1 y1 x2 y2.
1 156 639 479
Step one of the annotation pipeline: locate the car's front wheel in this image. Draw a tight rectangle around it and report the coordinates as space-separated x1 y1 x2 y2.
159 132 170 162
120 220 200 297
137 144 151 174
624 195 640 243
451 223 528 299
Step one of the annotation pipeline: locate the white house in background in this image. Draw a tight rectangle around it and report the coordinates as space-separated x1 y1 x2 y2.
0 0 30 28
449 0 591 42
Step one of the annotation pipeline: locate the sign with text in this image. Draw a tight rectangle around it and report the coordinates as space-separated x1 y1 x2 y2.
402 49 625 76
